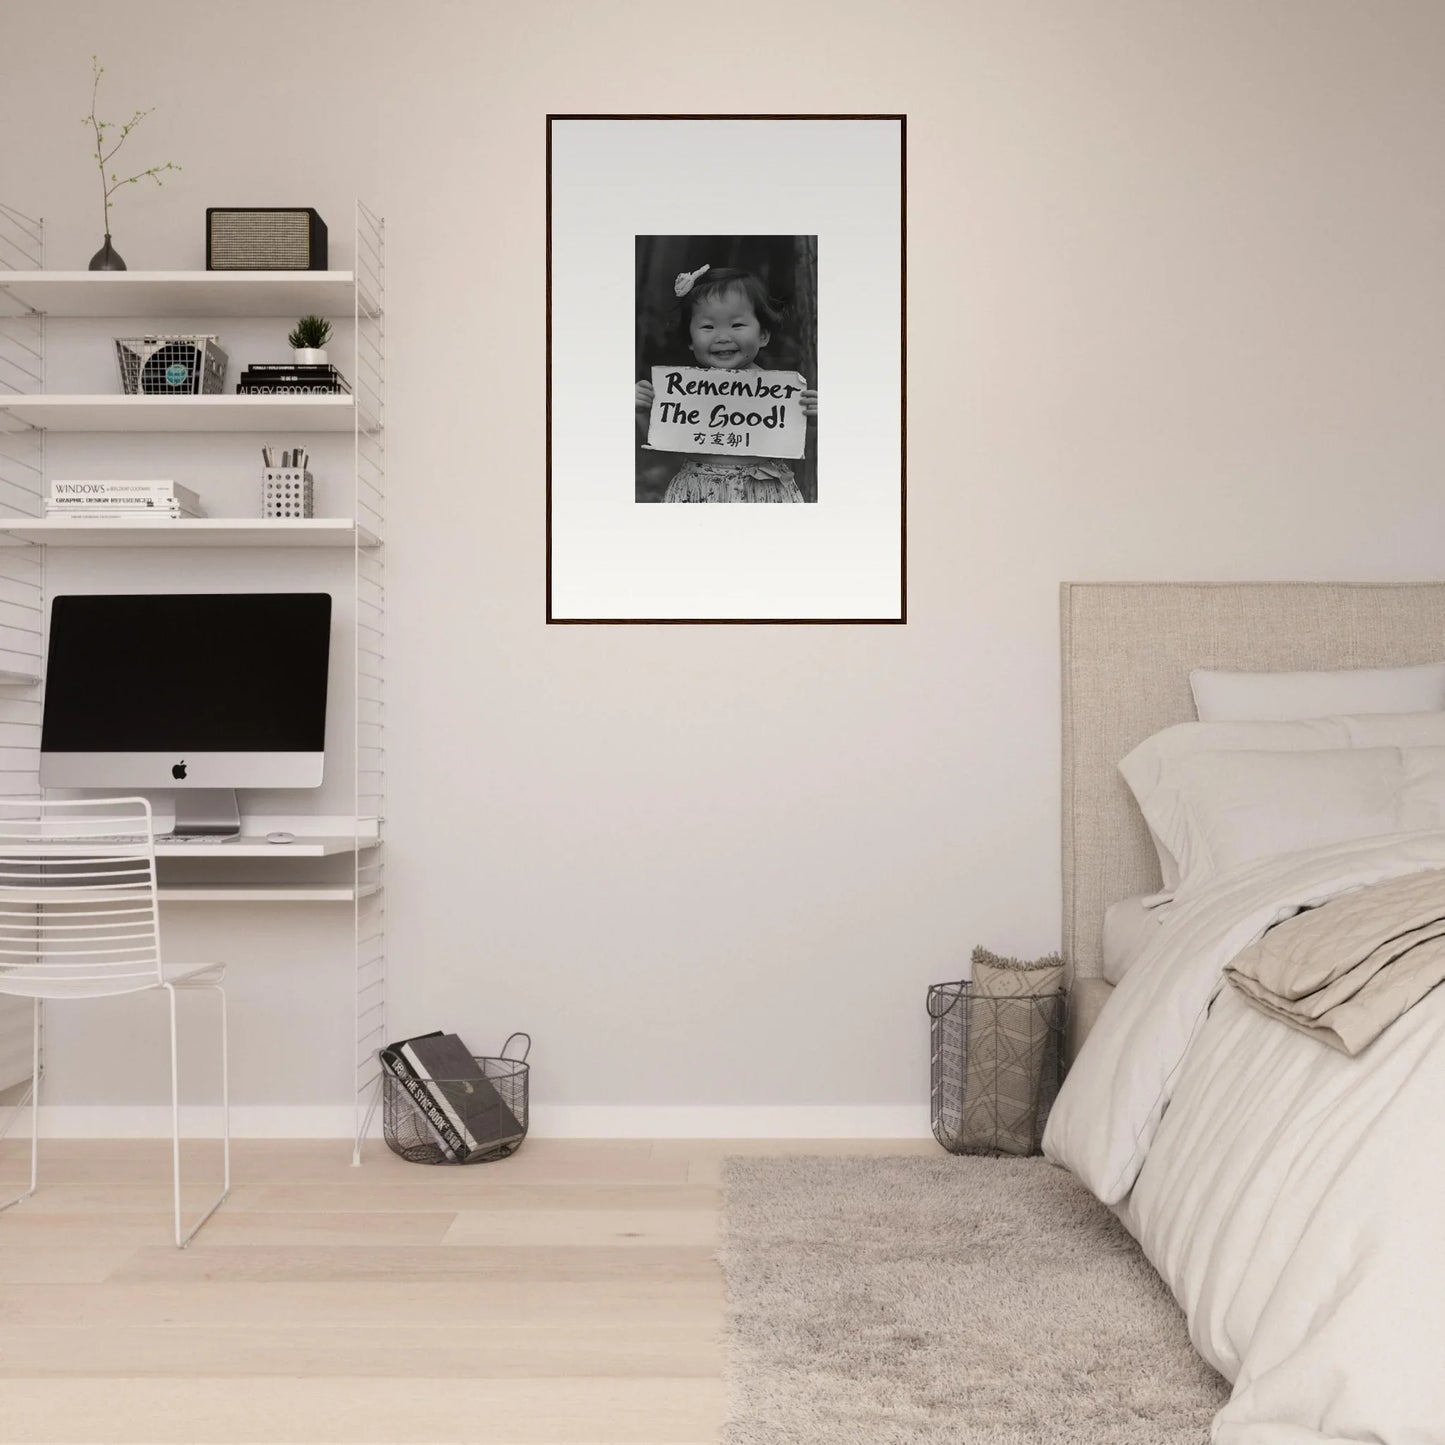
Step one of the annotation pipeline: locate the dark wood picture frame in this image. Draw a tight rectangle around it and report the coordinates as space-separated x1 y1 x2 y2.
546 114 907 625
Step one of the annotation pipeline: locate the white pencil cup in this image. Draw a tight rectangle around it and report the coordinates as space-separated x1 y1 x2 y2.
262 468 314 519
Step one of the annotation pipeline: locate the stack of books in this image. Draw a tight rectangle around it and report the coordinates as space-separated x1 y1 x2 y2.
47 480 204 519
236 363 351 395
381 1031 526 1163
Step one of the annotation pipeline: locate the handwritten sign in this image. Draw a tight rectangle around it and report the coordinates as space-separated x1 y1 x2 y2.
646 366 807 460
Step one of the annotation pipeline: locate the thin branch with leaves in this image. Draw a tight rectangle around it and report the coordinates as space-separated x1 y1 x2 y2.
83 56 181 236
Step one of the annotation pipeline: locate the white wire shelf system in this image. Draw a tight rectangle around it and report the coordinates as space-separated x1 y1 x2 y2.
0 198 386 1163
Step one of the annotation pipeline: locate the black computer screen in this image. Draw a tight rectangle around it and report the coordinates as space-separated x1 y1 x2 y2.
41 593 332 752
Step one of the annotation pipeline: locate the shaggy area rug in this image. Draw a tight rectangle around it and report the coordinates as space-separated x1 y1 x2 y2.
719 1155 1229 1444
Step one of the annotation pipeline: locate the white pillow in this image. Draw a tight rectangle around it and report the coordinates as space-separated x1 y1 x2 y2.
1190 662 1445 722
1118 712 1445 894
1154 746 1445 895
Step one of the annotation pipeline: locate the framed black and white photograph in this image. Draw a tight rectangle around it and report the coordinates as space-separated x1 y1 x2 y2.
548 116 905 623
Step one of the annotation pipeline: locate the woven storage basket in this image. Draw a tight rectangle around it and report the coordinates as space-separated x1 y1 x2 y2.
928 981 1064 1156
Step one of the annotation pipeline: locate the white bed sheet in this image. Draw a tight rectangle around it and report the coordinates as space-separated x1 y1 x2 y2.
1046 832 1445 1444
1101 894 1167 984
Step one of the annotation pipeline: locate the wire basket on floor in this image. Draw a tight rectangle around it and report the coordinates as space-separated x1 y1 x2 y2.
928 981 1064 1156
382 1033 530 1165
115 334 229 395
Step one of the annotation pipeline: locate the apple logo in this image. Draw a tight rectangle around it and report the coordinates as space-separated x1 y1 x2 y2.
172 761 187 781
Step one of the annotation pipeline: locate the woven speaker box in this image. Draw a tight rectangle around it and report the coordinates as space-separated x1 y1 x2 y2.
206 208 328 270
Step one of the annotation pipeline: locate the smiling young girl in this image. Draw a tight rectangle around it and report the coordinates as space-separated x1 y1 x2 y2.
635 264 817 503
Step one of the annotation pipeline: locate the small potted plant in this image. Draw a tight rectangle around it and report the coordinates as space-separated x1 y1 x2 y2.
288 314 332 365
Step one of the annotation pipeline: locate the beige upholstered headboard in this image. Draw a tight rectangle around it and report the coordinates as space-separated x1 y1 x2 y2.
1061 581 1445 982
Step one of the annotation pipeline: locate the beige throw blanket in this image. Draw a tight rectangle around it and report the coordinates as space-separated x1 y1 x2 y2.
1225 866 1445 1054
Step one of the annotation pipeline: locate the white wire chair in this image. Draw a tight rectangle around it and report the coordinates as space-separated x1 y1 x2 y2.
0 797 229 1247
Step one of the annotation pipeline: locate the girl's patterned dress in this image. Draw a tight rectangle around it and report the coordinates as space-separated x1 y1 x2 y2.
662 455 803 504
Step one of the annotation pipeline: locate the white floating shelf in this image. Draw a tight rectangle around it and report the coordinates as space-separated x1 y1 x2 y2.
0 394 370 433
0 270 376 319
158 883 379 903
2 835 370 860
154 835 366 859
0 518 378 548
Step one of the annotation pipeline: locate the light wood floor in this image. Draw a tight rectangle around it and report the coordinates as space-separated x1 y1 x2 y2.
0 1137 935 1444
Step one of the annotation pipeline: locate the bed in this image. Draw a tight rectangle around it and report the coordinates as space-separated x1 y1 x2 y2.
1045 581 1445 1445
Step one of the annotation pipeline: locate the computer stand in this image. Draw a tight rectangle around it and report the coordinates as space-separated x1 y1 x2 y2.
168 790 242 838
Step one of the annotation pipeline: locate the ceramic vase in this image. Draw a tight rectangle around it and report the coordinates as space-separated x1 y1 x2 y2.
87 234 127 271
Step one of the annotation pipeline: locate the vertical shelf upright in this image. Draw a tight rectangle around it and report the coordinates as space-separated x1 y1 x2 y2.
351 201 386 1162
0 202 45 1095
0 200 387 1156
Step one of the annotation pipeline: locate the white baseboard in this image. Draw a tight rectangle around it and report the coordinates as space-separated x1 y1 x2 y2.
530 1106 932 1138
22 1104 932 1140
29 1106 362 1139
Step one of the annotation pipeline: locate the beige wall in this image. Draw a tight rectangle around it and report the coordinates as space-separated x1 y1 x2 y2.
4 1 1444 1127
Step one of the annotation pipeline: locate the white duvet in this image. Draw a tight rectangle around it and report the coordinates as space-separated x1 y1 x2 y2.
1044 832 1445 1445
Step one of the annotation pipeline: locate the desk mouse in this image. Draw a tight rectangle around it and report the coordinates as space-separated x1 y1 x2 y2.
266 831 295 845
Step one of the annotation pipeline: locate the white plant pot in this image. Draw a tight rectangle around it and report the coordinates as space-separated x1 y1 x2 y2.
294 348 328 365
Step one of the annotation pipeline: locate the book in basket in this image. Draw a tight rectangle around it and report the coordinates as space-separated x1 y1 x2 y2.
380 1032 461 1159
384 1031 524 1161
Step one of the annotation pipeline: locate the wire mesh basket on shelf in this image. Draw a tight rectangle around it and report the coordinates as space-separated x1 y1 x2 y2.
928 981 1064 1157
114 334 228 395
382 1033 530 1165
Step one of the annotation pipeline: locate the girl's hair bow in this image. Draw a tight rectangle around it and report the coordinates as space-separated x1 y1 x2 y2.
674 263 710 297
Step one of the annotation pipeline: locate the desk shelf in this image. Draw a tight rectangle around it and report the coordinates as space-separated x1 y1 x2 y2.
4 834 376 860
155 835 373 859
158 882 381 903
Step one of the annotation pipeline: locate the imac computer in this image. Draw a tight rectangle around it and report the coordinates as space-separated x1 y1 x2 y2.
40 592 332 836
